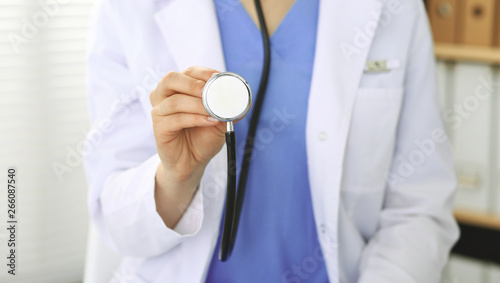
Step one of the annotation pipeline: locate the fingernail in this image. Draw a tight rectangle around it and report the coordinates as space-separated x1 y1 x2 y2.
207 116 218 122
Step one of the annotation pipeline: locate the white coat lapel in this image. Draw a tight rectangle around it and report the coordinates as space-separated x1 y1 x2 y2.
306 0 381 280
154 0 226 71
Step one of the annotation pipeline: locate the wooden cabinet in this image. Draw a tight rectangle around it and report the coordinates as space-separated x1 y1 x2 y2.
428 0 459 43
427 0 498 47
458 0 495 46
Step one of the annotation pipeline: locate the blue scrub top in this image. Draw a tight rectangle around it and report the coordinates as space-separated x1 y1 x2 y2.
206 0 328 282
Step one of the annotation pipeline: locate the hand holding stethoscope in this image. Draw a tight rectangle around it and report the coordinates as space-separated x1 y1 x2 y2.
150 68 256 261
150 67 231 231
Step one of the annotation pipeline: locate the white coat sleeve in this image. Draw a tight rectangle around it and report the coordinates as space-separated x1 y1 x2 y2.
357 3 460 283
84 0 204 258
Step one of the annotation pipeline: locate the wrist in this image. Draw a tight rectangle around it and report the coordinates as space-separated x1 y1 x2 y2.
155 162 202 199
154 163 202 229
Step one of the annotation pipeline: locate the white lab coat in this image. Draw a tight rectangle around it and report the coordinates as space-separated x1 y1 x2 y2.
84 0 459 282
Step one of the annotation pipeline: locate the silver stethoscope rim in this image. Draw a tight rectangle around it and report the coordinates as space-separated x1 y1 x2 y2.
202 72 253 123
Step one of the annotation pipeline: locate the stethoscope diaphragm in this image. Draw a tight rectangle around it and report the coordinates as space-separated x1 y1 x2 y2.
202 72 252 123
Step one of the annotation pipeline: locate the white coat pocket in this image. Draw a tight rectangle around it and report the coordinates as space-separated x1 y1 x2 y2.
342 87 404 192
339 88 405 240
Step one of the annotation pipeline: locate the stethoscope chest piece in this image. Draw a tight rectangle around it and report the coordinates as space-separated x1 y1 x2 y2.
202 72 252 124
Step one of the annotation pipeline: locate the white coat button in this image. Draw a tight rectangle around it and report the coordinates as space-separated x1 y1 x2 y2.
318 131 327 141
320 223 326 234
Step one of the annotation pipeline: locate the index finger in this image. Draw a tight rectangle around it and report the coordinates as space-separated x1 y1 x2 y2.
150 66 221 107
182 66 220 82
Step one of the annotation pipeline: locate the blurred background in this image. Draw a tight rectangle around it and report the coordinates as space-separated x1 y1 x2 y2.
427 0 500 282
0 0 94 282
0 0 499 282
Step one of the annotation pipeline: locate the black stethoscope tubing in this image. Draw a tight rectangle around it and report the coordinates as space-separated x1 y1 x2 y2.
219 0 271 261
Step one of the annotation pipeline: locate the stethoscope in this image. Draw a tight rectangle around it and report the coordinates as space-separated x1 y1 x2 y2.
202 0 271 262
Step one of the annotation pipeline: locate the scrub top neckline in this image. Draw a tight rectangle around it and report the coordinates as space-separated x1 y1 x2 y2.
237 0 301 40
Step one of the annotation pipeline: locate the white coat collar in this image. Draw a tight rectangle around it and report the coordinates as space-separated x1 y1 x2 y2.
153 0 226 72
153 0 382 281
